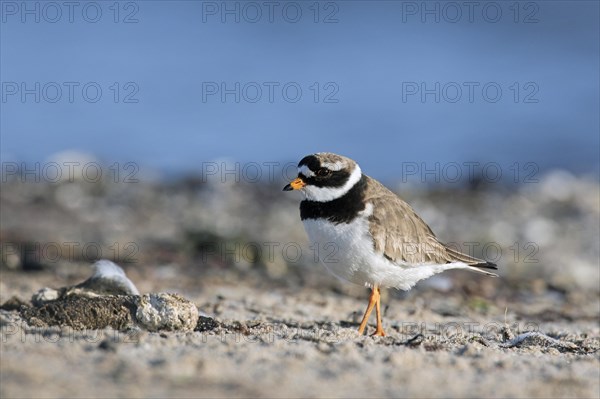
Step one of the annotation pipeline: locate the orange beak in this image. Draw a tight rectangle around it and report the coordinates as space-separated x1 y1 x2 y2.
283 177 306 191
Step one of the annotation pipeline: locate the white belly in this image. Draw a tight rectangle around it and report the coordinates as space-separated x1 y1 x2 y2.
302 207 471 290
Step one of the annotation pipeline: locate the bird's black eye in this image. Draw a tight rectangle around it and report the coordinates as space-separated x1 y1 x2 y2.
316 168 331 177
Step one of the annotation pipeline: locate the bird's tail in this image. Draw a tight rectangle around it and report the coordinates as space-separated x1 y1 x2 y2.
444 245 499 277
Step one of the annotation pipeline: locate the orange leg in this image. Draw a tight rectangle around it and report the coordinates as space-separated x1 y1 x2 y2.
374 287 386 337
357 286 386 336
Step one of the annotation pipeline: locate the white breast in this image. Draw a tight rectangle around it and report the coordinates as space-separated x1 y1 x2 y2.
302 204 473 290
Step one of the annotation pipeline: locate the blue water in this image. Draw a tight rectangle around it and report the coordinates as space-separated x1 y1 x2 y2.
1 1 598 181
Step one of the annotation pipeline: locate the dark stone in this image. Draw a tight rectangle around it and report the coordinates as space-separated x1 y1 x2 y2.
196 316 219 332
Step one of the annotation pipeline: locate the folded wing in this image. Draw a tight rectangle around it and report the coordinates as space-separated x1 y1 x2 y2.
363 176 498 276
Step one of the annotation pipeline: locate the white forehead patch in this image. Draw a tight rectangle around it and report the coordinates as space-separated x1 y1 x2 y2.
321 161 346 171
298 165 315 178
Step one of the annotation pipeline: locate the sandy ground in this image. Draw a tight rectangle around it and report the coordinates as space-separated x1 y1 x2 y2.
1 266 599 399
1 174 599 398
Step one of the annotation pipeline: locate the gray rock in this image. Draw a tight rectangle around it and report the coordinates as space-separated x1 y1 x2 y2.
21 261 201 332
20 293 200 332
135 293 199 332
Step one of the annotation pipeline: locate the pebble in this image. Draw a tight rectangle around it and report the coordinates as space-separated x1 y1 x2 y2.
135 293 199 332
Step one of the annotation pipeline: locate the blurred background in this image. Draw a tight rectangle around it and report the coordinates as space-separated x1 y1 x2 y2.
1 1 599 300
1 1 598 176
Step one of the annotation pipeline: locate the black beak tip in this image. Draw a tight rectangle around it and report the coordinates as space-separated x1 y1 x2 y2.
283 184 292 191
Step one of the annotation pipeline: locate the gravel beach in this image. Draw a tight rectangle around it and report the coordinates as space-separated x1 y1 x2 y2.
1 172 599 398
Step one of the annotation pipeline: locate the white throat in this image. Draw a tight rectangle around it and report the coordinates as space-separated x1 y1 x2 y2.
301 165 362 202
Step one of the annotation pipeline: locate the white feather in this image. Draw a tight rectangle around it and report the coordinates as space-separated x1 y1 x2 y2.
301 165 362 202
303 205 474 290
298 165 315 178
91 260 140 295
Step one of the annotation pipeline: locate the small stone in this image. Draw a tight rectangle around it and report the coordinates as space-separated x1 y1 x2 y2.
135 293 199 332
31 288 60 307
196 316 219 332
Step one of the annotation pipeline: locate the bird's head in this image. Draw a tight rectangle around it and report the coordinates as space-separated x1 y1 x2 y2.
283 152 362 202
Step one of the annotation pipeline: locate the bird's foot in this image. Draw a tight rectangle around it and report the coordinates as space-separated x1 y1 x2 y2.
372 328 386 337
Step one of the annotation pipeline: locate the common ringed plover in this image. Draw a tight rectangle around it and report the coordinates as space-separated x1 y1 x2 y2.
284 152 498 336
